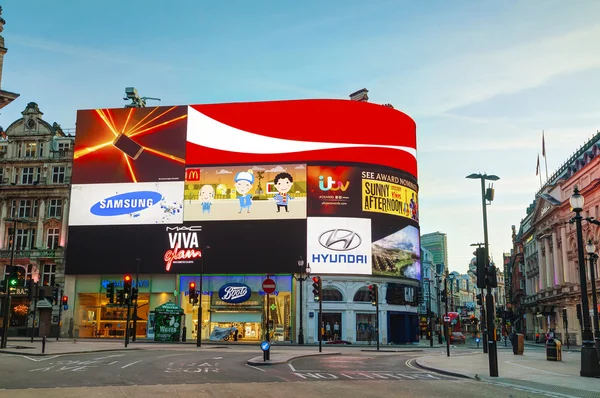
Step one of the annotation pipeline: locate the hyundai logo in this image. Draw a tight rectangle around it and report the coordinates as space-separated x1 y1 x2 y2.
318 229 362 251
90 191 162 216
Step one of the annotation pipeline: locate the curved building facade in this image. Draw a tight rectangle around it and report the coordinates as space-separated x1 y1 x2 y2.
63 99 419 344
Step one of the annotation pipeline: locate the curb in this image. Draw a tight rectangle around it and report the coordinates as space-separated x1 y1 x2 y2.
361 349 424 353
0 348 140 356
247 351 342 366
414 357 472 379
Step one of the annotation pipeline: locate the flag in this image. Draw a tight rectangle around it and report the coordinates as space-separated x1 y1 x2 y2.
542 131 546 158
536 154 540 176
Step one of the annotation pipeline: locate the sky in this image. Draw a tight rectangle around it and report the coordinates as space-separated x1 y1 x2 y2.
1 0 600 274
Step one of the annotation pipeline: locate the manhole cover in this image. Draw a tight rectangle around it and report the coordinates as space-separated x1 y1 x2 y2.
11 346 36 350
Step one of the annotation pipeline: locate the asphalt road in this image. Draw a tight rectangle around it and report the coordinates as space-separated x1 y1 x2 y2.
0 349 551 397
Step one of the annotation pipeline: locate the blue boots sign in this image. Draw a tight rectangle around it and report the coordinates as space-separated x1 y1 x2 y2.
218 283 252 304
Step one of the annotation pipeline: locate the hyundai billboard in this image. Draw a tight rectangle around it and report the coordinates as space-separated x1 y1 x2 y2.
67 100 418 278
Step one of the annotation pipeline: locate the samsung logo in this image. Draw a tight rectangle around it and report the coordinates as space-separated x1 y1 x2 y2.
90 191 162 216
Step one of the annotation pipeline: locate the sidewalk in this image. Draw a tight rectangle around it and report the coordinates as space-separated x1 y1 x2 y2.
416 348 600 397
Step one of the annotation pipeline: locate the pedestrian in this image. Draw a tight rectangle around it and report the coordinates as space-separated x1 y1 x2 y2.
334 322 340 340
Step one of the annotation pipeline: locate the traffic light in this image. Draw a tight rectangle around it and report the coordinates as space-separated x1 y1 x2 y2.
475 247 487 289
52 286 60 305
27 280 34 301
441 289 447 303
188 282 197 304
123 275 132 296
116 289 125 305
476 293 483 306
312 276 322 302
131 287 139 301
8 267 19 288
486 265 498 288
106 282 115 304
369 284 378 306
62 295 68 306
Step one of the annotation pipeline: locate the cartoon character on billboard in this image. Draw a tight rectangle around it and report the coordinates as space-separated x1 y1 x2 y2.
234 170 254 213
410 192 418 221
273 172 294 213
199 184 215 214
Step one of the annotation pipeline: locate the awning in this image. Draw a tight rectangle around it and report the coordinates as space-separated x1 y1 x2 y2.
211 312 262 323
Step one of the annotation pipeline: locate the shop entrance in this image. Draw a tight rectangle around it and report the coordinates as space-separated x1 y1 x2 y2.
209 312 262 341
321 313 342 341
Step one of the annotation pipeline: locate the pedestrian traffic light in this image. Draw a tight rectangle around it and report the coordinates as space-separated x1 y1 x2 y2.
52 286 60 305
188 282 197 304
486 264 498 288
312 276 322 302
476 293 483 306
123 275 132 296
106 282 115 304
62 295 68 306
475 247 487 289
8 267 19 288
441 289 447 303
116 289 125 305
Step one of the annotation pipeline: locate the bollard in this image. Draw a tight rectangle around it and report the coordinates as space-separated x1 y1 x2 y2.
182 327 187 342
42 335 46 354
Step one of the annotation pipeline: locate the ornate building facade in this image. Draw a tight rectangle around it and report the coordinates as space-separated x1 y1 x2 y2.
517 132 600 344
0 6 19 110
0 102 73 337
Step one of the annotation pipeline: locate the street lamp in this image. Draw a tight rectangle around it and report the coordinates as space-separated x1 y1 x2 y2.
197 245 210 347
436 273 443 344
466 172 499 377
585 239 600 362
569 186 600 377
293 256 311 344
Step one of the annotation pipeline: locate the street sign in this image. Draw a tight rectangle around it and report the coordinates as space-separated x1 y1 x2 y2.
260 341 270 351
262 278 276 295
444 316 450 322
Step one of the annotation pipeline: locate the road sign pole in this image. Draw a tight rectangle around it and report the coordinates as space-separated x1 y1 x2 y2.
376 285 380 352
319 290 323 353
445 278 450 357
56 289 64 341
266 293 270 360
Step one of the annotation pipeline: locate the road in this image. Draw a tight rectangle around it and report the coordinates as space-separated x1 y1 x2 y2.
0 348 551 397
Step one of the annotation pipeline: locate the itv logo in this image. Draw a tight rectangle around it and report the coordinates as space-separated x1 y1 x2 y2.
318 175 349 192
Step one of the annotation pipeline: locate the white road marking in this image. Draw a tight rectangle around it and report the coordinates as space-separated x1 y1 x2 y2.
93 354 125 361
156 353 181 359
288 363 296 372
212 357 223 360
108 361 119 365
246 364 266 372
22 355 59 362
121 360 142 369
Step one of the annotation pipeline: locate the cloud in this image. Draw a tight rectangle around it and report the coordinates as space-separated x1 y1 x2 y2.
294 164 306 169
215 169 232 174
266 165 287 173
251 166 266 171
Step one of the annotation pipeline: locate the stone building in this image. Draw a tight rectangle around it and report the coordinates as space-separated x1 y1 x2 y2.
0 102 74 337
0 6 19 110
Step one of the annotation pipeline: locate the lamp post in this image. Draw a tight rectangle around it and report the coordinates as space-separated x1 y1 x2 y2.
427 278 433 347
436 274 443 344
569 187 600 377
197 246 210 348
1 219 17 349
293 256 311 344
132 258 141 342
466 172 499 377
585 239 600 360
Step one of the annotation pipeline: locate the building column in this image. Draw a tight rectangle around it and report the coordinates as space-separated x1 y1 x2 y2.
36 199 46 248
60 198 69 246
0 200 6 249
551 231 562 286
538 242 546 290
544 238 553 288
560 227 570 283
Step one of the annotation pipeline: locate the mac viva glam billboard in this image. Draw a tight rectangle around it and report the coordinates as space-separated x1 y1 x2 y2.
67 100 418 276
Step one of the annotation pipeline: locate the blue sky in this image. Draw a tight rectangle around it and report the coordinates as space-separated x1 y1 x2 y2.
2 0 600 273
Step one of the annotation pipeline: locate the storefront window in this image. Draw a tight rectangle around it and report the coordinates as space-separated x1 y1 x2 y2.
322 287 343 302
356 313 376 342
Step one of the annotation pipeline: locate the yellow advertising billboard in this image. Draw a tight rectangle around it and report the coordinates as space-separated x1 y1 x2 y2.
362 178 418 220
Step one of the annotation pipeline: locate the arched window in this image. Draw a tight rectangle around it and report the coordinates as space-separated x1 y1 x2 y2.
322 287 344 302
353 287 371 302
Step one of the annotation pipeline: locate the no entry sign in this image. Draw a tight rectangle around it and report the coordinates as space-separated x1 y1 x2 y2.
262 278 276 295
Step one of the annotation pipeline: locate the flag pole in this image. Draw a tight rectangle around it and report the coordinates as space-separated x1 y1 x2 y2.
543 130 549 182
536 153 542 189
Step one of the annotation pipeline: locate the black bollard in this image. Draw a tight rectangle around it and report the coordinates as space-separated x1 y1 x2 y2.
182 326 187 342
42 335 46 354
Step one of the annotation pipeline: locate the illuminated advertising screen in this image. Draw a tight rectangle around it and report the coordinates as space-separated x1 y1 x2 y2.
183 164 307 221
68 182 184 226
72 106 188 184
67 100 418 278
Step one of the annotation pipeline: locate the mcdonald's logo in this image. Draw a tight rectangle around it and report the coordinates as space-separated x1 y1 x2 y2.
186 168 201 181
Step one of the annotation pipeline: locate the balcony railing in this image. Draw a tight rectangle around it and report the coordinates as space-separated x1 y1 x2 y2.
0 247 64 259
0 176 71 186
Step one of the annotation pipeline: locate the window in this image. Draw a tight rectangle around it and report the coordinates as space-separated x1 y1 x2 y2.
42 264 56 286
0 168 3 184
10 199 16 218
24 142 37 158
15 228 36 250
47 228 60 249
48 199 63 218
52 166 65 184
18 200 32 218
58 142 70 152
38 142 45 157
353 287 372 302
21 167 34 184
322 287 344 302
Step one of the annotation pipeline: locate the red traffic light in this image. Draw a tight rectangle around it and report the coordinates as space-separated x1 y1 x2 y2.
62 295 68 305
368 285 374 290
312 276 320 283
124 275 132 282
189 282 196 289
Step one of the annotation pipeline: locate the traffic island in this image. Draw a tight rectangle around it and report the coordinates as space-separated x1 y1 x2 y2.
247 351 341 366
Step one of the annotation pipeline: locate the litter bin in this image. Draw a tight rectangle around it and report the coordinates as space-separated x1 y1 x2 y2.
509 333 525 355
546 338 562 361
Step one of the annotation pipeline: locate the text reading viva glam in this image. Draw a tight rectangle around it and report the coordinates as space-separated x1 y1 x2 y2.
164 226 202 271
